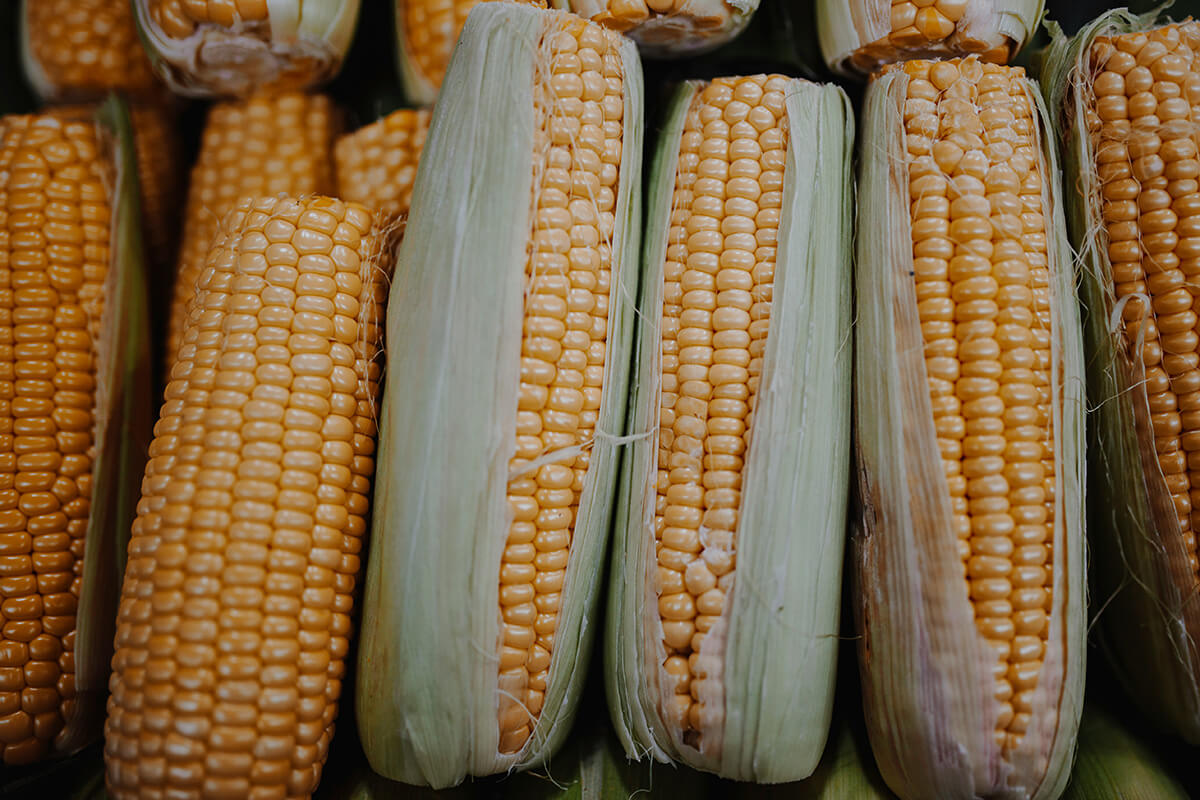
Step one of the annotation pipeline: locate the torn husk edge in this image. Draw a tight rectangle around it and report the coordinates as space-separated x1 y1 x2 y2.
355 4 642 789
604 75 853 783
62 94 155 757
816 0 1044 79
130 0 361 97
852 66 1085 800
1039 5 1200 744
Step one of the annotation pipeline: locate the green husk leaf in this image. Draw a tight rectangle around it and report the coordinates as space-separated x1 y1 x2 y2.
852 67 1085 800
131 0 361 97
604 75 853 783
817 0 1045 78
1061 707 1188 800
355 4 643 789
730 714 896 799
62 94 154 757
1040 7 1200 744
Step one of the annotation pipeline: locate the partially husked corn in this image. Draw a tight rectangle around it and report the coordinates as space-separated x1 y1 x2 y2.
334 109 431 226
21 0 158 101
906 58 1057 749
493 19 626 755
853 57 1084 800
654 76 790 741
1043 12 1200 745
565 0 756 57
0 102 151 769
132 0 362 96
356 4 643 787
606 73 852 782
104 194 391 799
166 92 338 371
0 112 109 768
1086 23 1200 569
817 0 1042 78
395 0 547 104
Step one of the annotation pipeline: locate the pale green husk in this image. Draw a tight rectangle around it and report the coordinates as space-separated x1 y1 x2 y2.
1061 707 1188 800
131 0 360 96
605 76 854 783
355 4 643 789
817 0 1044 78
853 68 1085 800
1040 6 1200 745
60 95 155 756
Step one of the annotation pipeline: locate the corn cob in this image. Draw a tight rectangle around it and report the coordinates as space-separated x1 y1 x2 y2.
334 108 431 226
817 0 1042 78
562 0 757 58
20 0 159 102
605 74 852 782
1043 11 1200 745
356 3 642 787
166 92 339 372
104 193 392 799
131 0 362 96
0 100 152 766
394 0 547 105
853 57 1085 800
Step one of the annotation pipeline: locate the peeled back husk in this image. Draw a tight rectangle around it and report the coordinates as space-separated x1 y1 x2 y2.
1040 8 1200 746
817 0 1043 79
604 76 853 783
131 0 361 97
852 63 1086 800
355 3 643 789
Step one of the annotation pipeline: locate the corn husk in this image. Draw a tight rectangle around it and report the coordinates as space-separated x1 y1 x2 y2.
604 76 853 783
730 711 896 799
355 3 643 789
816 0 1043 78
131 0 361 97
851 65 1086 800
557 0 758 59
1039 7 1200 745
1061 706 1189 800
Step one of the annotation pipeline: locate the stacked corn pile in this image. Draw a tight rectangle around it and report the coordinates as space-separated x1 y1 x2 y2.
9 0 1200 798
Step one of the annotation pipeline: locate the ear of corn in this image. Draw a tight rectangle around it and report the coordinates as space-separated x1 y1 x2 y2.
131 0 362 97
393 0 548 106
166 91 340 374
559 0 758 59
19 0 159 102
104 193 393 798
355 4 642 788
334 108 432 226
0 97 153 766
816 0 1042 78
1042 10 1200 744
853 58 1085 800
605 75 853 783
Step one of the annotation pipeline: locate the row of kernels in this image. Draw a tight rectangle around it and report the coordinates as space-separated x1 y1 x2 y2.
496 20 623 755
